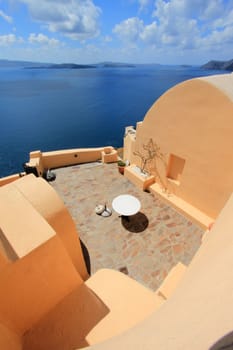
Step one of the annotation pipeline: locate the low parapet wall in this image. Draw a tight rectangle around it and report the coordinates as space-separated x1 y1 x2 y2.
32 146 117 174
0 174 23 187
0 147 118 185
42 148 104 169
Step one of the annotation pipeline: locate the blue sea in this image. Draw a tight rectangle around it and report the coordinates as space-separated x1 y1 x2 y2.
0 64 225 177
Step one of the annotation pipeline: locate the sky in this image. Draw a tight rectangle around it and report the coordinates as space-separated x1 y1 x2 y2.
0 0 232 65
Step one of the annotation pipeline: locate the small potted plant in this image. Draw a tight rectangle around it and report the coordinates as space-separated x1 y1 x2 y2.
117 160 126 175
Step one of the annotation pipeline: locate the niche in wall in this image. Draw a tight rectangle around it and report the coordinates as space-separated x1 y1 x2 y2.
167 154 185 185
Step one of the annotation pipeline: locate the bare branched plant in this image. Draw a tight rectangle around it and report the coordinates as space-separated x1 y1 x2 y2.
133 138 169 192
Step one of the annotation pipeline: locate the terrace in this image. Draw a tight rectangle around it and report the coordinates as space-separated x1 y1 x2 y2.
1 72 233 349
51 161 204 291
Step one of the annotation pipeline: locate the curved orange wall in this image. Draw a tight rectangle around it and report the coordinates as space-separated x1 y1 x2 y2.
130 79 233 217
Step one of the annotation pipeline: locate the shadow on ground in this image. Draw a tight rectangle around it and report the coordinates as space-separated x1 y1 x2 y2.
80 239 91 275
209 330 233 350
121 212 149 233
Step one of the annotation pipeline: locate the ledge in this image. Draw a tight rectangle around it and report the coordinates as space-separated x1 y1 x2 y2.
167 177 180 186
149 182 214 229
124 165 155 191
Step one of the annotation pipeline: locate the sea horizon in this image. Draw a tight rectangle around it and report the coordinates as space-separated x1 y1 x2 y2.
0 58 201 66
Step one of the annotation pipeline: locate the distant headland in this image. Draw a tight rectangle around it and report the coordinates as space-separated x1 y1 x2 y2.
201 58 233 71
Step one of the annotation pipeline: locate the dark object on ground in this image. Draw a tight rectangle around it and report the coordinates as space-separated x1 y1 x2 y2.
22 163 38 177
43 169 56 182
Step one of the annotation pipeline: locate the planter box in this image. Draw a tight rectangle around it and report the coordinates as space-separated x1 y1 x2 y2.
124 164 155 191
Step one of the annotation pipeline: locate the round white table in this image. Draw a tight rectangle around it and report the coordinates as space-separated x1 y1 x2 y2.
112 194 141 217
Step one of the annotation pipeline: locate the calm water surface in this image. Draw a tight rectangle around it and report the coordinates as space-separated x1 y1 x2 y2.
0 65 225 177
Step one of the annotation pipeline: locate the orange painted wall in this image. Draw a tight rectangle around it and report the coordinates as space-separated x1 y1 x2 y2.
127 78 233 218
0 236 82 335
0 323 22 350
23 283 109 350
86 193 233 350
0 175 87 347
0 248 10 273
12 175 89 280
0 182 56 259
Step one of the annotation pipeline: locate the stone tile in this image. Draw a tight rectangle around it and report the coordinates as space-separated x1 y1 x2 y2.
51 162 204 291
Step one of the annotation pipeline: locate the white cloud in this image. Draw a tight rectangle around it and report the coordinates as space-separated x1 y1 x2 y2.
103 35 112 43
140 22 158 44
28 33 60 46
152 0 200 47
19 0 101 40
153 0 225 22
213 8 233 28
138 0 150 12
1 0 232 64
0 34 23 45
202 25 233 47
112 0 232 55
113 14 198 50
0 9 13 23
113 17 144 43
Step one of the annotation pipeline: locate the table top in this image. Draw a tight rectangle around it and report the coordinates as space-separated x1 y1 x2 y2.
112 194 141 216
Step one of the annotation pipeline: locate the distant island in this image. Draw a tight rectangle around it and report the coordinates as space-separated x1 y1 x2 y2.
0 59 136 70
201 58 233 71
0 59 43 68
97 62 135 68
27 62 136 69
26 63 96 69
0 59 138 70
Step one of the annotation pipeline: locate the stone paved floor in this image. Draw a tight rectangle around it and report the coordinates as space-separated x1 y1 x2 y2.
51 162 204 291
